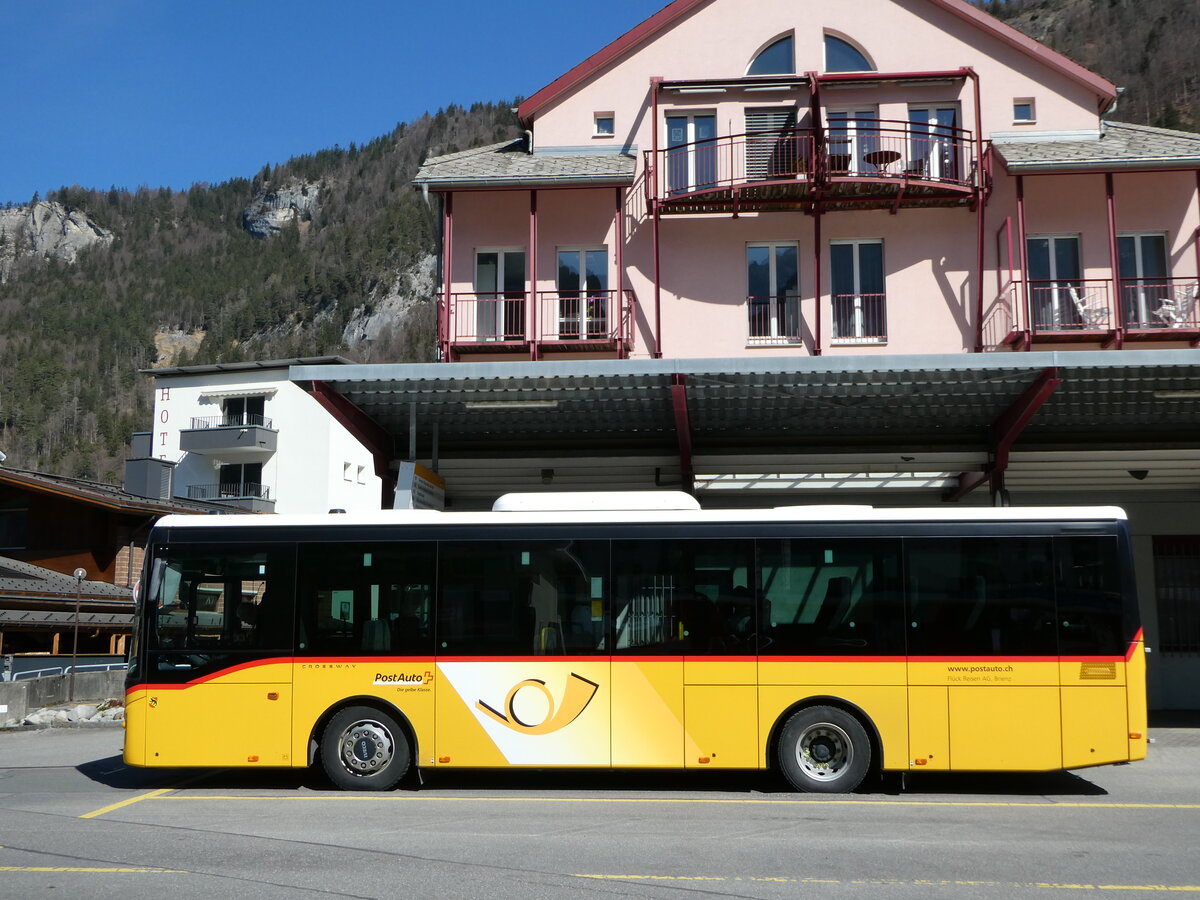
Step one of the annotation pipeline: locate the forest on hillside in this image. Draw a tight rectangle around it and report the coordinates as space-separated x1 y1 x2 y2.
0 102 519 481
979 0 1200 130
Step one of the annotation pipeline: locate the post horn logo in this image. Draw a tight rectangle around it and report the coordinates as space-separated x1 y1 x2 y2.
476 672 599 735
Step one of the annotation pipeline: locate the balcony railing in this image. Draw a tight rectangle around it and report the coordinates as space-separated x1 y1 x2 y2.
189 413 274 430
187 482 271 501
831 293 888 343
645 119 975 203
448 292 529 344
747 294 803 345
448 290 635 350
984 277 1200 347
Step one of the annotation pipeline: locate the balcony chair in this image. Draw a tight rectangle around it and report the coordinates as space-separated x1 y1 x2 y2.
1153 282 1200 328
1068 286 1109 328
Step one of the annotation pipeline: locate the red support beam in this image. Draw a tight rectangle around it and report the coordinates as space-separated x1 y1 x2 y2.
670 373 694 495
944 367 1062 502
1105 172 1123 350
306 381 397 508
651 76 664 358
616 186 627 359
529 189 539 360
813 199 823 356
1015 175 1031 349
441 192 453 361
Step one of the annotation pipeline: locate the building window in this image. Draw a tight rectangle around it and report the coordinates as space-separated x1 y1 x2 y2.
222 395 266 427
1118 233 1169 329
826 108 879 176
343 462 353 482
907 105 961 180
831 240 886 343
747 243 800 344
593 113 615 137
747 34 794 76
824 34 875 73
218 462 265 499
666 113 717 194
0 501 29 550
474 249 527 342
1013 99 1036 123
1026 234 1083 330
556 248 609 339
745 107 802 180
356 465 366 485
1154 536 1200 654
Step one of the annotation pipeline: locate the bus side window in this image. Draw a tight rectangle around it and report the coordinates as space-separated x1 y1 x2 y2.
1055 536 1124 655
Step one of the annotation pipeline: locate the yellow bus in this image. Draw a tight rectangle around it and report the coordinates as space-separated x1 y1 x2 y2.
124 492 1146 792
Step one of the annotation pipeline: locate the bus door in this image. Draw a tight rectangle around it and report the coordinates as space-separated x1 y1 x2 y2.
906 537 1061 772
680 540 759 769
143 544 295 768
434 540 610 768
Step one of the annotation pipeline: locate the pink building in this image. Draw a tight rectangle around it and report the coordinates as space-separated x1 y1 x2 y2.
414 0 1200 362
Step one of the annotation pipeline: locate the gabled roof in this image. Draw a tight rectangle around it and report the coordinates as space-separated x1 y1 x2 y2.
0 556 129 600
994 121 1200 173
516 0 1117 123
413 140 637 190
0 466 220 516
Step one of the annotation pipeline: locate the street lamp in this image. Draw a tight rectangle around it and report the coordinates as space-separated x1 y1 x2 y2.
69 568 86 702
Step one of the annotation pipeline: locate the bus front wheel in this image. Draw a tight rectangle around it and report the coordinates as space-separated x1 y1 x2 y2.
778 705 871 793
320 705 410 791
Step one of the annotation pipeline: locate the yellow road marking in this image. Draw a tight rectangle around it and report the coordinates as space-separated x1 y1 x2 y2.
574 875 1200 892
0 866 181 874
79 788 174 820
150 795 1200 810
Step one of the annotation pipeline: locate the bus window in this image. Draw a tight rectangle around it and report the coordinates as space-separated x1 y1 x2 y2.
297 542 435 656
436 541 607 656
757 539 903 655
611 539 755 654
1055 536 1126 655
905 537 1056 656
149 544 295 677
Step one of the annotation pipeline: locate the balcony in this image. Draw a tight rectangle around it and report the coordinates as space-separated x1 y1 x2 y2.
186 482 274 513
178 414 277 459
645 120 977 215
983 277 1200 350
447 290 635 357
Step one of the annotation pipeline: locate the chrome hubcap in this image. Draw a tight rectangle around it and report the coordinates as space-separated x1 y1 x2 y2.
795 722 853 782
339 720 394 775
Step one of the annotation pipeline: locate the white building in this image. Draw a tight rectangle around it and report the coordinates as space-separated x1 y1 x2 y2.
128 358 383 515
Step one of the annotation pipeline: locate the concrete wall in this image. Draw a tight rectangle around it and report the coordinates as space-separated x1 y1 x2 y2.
0 670 126 727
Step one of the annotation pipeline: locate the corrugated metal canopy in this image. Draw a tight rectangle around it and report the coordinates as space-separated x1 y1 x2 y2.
291 351 1200 456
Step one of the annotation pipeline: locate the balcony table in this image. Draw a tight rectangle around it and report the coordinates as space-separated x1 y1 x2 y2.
863 149 901 173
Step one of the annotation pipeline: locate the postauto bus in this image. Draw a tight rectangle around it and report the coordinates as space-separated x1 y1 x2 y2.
124 492 1146 792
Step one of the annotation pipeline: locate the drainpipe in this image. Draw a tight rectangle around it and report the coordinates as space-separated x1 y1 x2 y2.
651 76 663 358
1016 176 1031 348
1106 172 1122 348
530 189 539 360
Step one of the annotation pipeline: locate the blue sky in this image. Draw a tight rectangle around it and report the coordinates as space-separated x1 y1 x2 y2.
0 0 661 204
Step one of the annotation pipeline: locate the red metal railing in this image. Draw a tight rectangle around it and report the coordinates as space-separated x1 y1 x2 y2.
831 293 887 343
448 292 529 343
985 276 1200 345
644 119 974 201
747 294 803 344
536 289 635 345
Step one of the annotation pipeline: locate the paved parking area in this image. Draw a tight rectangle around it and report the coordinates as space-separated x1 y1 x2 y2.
1 723 1199 898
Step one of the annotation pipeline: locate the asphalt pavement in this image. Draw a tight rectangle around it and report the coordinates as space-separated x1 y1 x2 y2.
1 722 1199 898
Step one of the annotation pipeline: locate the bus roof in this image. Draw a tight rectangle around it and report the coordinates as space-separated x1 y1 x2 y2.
150 498 1127 531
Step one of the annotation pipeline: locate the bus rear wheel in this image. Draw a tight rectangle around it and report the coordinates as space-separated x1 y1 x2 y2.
320 705 410 791
778 705 871 793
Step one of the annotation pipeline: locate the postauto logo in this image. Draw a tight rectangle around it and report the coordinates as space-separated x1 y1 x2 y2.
373 670 434 686
476 672 599 735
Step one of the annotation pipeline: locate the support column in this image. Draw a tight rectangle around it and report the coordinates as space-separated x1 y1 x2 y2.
670 374 694 495
1105 172 1122 348
651 76 664 358
813 201 823 356
1015 176 1031 348
652 204 663 358
530 189 539 359
616 186 627 358
975 186 987 352
441 192 454 362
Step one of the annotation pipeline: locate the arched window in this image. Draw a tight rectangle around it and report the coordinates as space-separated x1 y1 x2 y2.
824 34 875 73
747 35 795 76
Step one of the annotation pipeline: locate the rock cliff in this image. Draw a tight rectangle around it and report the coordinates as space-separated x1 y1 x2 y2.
0 202 114 281
242 180 320 238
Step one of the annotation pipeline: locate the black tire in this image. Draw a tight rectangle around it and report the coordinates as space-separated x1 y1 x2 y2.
777 705 871 793
320 705 411 791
